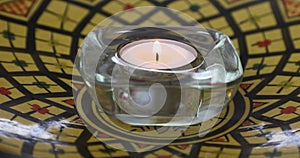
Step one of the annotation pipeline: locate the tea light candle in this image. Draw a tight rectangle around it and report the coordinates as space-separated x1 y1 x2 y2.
119 39 197 69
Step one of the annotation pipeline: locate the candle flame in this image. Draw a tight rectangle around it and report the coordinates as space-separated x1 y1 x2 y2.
153 40 161 62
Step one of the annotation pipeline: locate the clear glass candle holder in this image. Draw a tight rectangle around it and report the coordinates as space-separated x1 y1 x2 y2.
78 26 243 126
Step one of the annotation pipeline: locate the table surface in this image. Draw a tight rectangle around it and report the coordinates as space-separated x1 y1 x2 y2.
0 0 300 157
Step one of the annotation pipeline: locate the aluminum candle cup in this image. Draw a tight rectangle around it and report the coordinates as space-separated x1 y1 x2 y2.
79 26 243 126
119 39 198 69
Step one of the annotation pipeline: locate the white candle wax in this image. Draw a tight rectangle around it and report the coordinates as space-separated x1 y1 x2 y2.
119 39 197 69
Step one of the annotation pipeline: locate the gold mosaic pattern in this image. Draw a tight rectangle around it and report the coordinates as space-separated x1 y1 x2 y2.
0 0 299 157
35 28 72 55
0 78 24 104
0 0 42 21
13 76 66 94
0 20 27 48
258 75 299 96
246 29 286 55
244 55 282 77
217 0 254 9
37 1 88 32
201 16 234 37
0 51 38 72
289 24 300 49
278 0 300 22
232 2 277 32
167 0 219 20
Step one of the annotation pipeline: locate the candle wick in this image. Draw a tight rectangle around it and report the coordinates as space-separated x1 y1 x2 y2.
156 52 159 62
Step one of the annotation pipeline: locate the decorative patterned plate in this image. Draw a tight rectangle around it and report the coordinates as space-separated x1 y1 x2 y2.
0 0 300 157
